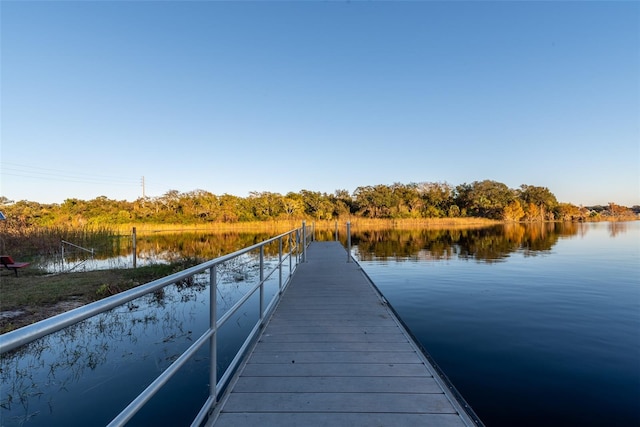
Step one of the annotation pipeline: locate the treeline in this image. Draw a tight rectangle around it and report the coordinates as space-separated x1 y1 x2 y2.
1 180 638 227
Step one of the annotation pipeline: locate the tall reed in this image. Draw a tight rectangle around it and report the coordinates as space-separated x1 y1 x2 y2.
0 224 119 260
113 217 500 236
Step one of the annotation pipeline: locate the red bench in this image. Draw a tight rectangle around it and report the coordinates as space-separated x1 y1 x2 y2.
0 255 30 277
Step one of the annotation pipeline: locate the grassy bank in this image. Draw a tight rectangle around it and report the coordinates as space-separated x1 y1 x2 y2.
115 217 501 235
0 260 199 333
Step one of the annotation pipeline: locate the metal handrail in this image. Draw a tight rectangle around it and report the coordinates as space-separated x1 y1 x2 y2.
61 239 95 255
0 221 314 426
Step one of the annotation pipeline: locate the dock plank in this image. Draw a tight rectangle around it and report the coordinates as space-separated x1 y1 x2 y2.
231 376 444 393
259 332 409 343
260 325 400 334
221 392 456 413
209 241 478 427
250 350 418 364
254 340 416 353
241 362 430 377
214 413 469 427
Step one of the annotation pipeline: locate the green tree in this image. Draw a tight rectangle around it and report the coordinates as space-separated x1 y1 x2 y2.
300 190 334 220
330 190 353 218
557 203 586 221
503 200 525 221
607 202 633 218
283 193 305 219
519 185 558 221
248 192 284 220
353 185 397 218
418 182 454 218
218 194 240 222
391 183 421 218
455 180 515 219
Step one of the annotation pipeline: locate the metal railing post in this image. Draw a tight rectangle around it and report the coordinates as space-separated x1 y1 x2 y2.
278 237 283 294
132 227 137 268
259 246 265 323
209 265 217 406
347 221 351 263
302 221 307 263
289 233 293 274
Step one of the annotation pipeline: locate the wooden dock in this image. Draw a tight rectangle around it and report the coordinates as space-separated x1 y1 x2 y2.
209 241 480 427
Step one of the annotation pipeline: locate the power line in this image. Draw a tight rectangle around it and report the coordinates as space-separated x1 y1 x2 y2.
0 162 139 186
1 163 180 199
1 171 137 186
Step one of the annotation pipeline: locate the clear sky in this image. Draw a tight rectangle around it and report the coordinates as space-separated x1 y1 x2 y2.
1 1 638 207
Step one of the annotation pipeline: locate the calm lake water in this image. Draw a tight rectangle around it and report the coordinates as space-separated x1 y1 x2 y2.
1 222 638 426
353 221 640 426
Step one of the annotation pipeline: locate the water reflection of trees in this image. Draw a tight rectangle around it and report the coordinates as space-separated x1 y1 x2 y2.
608 221 628 237
0 252 279 427
354 223 582 262
38 231 294 272
134 232 277 261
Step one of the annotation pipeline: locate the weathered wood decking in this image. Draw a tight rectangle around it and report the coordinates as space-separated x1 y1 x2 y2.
209 241 479 427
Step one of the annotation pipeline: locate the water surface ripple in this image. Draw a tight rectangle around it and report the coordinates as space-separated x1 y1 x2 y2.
354 222 640 427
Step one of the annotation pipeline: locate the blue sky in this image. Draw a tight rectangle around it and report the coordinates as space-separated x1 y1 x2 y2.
1 1 638 207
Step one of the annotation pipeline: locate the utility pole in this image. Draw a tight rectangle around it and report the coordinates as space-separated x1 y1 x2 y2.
141 176 146 198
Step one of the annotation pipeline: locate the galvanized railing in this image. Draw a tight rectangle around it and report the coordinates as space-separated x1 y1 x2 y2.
0 221 313 426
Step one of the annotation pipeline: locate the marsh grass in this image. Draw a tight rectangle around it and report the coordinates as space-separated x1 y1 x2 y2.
345 217 499 230
114 220 303 235
0 224 120 260
114 217 499 235
0 259 200 333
